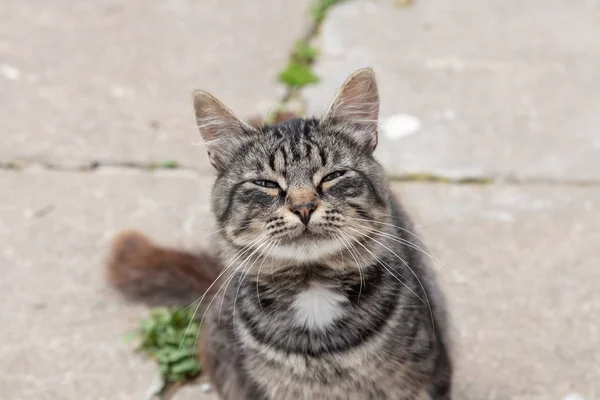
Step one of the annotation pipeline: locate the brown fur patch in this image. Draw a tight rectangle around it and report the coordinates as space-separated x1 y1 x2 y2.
106 230 221 306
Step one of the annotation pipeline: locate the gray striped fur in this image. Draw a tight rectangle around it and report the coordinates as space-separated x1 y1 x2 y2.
194 69 452 400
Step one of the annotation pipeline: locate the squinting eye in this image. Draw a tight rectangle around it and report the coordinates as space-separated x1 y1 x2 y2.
253 180 280 189
321 170 347 183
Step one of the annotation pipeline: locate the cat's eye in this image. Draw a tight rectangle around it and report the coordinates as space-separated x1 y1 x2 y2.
253 180 280 189
321 170 347 183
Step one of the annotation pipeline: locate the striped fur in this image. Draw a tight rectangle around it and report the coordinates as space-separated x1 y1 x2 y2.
195 69 453 399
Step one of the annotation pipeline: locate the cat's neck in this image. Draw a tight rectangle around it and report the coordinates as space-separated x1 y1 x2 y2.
229 260 411 355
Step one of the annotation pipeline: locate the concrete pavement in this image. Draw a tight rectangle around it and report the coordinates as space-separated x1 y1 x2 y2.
305 0 600 182
0 169 216 399
1 0 599 399
1 0 311 173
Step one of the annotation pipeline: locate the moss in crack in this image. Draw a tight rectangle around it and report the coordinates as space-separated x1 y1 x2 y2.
278 62 320 88
389 173 495 185
456 177 495 185
311 0 346 23
147 160 179 170
278 0 347 89
293 41 318 63
270 0 349 123
278 41 320 88
0 162 22 171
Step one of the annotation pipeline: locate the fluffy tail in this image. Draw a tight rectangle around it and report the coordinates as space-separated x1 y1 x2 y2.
106 230 221 307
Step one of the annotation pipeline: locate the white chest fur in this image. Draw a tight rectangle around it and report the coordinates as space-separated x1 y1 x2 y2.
292 282 349 330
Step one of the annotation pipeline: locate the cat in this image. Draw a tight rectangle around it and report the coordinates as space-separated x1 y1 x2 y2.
107 68 453 399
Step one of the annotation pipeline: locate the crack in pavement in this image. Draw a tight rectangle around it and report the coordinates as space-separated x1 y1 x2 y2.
1 160 598 187
3 2 597 189
0 160 198 174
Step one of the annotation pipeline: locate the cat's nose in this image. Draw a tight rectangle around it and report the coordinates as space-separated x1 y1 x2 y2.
291 202 316 226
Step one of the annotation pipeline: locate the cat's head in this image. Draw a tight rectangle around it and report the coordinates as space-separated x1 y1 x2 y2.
193 69 391 268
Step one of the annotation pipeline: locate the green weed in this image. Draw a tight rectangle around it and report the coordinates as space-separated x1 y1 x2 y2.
129 307 202 383
278 62 320 88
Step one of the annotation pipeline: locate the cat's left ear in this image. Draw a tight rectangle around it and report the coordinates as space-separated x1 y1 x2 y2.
322 68 379 152
192 90 254 171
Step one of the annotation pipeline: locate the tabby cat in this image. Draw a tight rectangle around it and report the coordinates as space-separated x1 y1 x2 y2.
107 68 452 399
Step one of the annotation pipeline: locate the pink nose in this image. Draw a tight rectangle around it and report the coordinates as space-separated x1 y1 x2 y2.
292 202 316 225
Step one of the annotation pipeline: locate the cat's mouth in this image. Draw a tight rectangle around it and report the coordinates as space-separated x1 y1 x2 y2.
280 226 334 243
268 228 343 262
269 236 342 263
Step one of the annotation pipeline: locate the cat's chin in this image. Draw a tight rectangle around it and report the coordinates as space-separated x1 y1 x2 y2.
270 238 342 263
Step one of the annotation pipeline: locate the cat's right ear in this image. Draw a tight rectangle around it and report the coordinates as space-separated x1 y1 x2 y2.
192 91 253 171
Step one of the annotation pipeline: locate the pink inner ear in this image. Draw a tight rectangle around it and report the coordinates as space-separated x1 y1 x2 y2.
193 90 257 172
325 69 380 151
193 90 250 142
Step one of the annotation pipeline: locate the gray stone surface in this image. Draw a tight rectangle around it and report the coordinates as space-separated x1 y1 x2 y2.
173 382 218 400
2 0 599 399
103 174 600 399
391 182 600 399
305 0 600 181
0 169 215 399
0 0 311 172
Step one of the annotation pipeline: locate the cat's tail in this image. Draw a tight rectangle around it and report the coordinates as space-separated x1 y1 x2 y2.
106 230 222 307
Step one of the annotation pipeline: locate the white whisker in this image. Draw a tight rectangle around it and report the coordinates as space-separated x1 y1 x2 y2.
346 217 452 274
188 234 267 348
256 240 279 312
346 227 436 334
178 234 265 349
339 230 425 304
334 232 364 303
232 240 275 333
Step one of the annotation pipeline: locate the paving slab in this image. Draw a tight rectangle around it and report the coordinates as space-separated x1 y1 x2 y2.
0 168 216 400
173 382 218 400
393 182 600 399
106 174 600 399
0 0 311 172
1 169 598 399
304 0 600 182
